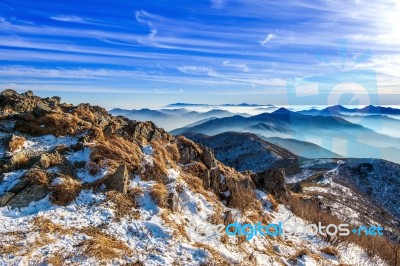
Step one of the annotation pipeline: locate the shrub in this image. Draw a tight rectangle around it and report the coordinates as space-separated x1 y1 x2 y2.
50 175 82 206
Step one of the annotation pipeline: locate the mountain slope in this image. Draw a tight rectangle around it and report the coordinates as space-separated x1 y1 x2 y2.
264 137 343 159
184 132 297 172
171 108 400 164
109 108 246 131
0 90 396 265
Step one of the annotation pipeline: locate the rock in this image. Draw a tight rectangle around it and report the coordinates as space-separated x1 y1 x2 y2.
290 182 303 193
23 90 34 97
7 184 49 208
4 151 29 171
105 165 129 194
35 152 62 169
167 192 179 212
0 89 17 97
51 96 61 103
33 104 53 117
251 168 289 202
0 169 50 208
0 192 15 206
201 147 216 169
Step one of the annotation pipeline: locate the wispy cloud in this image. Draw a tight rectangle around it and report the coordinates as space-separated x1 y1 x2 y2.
211 0 226 9
259 33 275 47
51 15 86 23
135 10 157 39
222 60 249 72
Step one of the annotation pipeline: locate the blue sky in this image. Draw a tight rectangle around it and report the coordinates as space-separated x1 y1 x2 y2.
0 0 399 108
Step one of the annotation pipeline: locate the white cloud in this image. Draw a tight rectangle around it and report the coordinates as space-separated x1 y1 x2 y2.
259 33 275 47
135 10 157 39
222 60 249 72
51 15 85 23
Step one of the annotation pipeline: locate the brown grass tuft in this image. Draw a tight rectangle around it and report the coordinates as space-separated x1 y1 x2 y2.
89 137 141 174
105 191 140 219
7 135 26 152
50 175 82 206
267 194 278 212
32 216 72 235
26 168 50 186
16 113 85 136
81 227 133 260
150 183 168 208
319 246 339 257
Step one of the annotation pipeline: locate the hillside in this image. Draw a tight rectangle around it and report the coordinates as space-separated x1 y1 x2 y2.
0 90 397 265
171 108 400 164
183 132 297 172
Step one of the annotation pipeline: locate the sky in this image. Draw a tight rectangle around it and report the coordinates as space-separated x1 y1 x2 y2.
0 0 399 109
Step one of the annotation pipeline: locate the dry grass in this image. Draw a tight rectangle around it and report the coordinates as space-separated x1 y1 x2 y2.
150 183 168 208
32 216 72 235
89 136 141 174
46 252 65 266
50 175 82 206
288 248 310 263
81 227 133 260
289 194 400 265
267 194 278 212
7 135 26 152
105 191 140 219
15 113 85 136
194 242 231 266
26 168 50 186
319 246 339 257
160 210 189 240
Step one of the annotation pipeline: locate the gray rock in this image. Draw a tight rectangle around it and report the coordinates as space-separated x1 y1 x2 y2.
7 184 49 208
251 168 289 202
23 90 34 97
105 165 129 194
201 147 216 169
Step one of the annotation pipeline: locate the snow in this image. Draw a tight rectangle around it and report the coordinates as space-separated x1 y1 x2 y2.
0 170 26 195
143 145 153 155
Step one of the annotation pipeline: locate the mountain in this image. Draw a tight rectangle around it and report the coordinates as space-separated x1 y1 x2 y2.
165 103 268 107
287 158 400 235
0 90 397 265
299 106 400 138
300 105 400 116
171 108 400 164
183 132 297 172
264 137 343 159
109 108 245 131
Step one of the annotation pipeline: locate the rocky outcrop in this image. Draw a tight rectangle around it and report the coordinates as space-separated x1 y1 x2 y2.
251 168 289 202
0 169 50 208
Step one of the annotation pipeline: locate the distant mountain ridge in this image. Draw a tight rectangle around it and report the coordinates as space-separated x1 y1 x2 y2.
166 102 273 107
171 108 400 164
184 132 297 172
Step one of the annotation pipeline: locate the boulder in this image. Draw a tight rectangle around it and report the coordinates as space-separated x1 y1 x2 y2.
251 168 289 202
167 192 179 212
105 165 129 194
201 147 216 169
